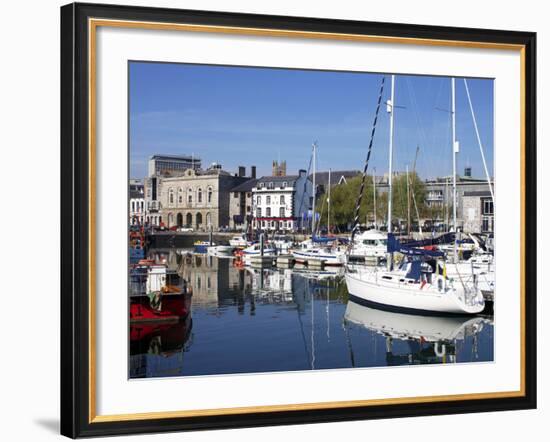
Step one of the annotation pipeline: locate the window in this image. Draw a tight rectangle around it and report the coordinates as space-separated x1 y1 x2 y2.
131 201 135 212
246 206 251 212
266 207 271 217
282 182 287 188
234 192 239 198
188 188 193 204
168 188 174 204
268 182 274 189
266 196 271 204
198 188 202 203
262 221 266 228
280 195 285 204
279 207 285 217
178 188 183 204
256 208 262 217
140 201 144 212
257 195 261 205
259 183 265 188
208 187 213 204
483 200 494 215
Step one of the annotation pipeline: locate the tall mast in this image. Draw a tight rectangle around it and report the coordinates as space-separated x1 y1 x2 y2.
387 74 395 233
373 167 377 229
451 78 458 261
327 168 331 234
451 78 458 230
406 164 411 236
312 142 317 235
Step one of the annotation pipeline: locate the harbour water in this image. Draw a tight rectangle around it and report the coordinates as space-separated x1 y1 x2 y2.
129 249 494 379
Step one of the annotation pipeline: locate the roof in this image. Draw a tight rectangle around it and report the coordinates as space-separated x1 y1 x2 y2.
310 170 361 186
150 154 200 161
463 190 492 197
257 175 299 185
230 178 259 192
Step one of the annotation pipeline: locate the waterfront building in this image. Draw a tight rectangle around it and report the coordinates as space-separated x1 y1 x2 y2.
229 174 258 231
149 163 250 230
461 190 494 234
129 179 145 225
251 169 313 232
148 154 201 177
374 168 494 231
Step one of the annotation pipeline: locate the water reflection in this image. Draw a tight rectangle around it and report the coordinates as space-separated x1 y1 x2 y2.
129 248 493 378
344 300 491 365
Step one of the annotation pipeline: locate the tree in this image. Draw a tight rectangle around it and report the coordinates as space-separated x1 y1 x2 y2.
390 172 427 224
316 175 375 231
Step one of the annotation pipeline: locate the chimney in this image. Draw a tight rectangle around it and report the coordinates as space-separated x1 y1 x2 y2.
251 166 257 179
238 166 245 177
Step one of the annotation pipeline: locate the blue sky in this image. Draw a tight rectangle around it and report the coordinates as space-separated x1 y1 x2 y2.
129 62 493 180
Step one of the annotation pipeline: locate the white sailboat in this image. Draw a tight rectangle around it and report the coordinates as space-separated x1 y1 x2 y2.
344 75 485 315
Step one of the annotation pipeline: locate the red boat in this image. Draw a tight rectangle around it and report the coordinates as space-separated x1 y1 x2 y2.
129 263 193 323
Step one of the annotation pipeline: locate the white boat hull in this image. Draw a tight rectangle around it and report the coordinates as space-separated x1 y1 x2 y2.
291 250 346 266
345 270 485 315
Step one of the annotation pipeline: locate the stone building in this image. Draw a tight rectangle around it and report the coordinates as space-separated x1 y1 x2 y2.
374 168 494 230
462 190 494 234
145 163 250 230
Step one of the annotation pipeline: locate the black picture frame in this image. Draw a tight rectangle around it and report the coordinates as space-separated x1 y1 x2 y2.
61 2 537 438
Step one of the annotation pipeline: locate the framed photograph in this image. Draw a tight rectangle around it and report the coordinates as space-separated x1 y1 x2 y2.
60 2 536 438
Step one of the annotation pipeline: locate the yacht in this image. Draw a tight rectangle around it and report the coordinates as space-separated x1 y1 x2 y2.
349 229 387 259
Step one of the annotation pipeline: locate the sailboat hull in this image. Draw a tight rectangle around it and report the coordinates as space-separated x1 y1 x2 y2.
345 271 485 315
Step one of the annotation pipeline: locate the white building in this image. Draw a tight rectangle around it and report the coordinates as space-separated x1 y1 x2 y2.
251 170 313 232
129 179 145 225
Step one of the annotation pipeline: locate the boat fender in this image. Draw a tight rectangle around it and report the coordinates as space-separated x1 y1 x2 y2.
434 342 446 358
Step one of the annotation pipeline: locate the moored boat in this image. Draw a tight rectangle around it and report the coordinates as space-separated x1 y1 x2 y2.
345 234 485 315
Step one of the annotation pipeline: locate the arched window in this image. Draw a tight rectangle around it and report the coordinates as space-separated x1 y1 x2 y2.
178 188 183 204
266 207 271 217
187 188 193 204
131 201 135 212
196 212 203 227
198 188 203 203
207 186 213 204
168 188 174 205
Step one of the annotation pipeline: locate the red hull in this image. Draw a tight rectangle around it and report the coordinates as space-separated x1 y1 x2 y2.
130 294 191 323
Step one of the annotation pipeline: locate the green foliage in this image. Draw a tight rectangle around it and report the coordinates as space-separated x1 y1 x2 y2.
317 175 374 228
316 172 428 230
